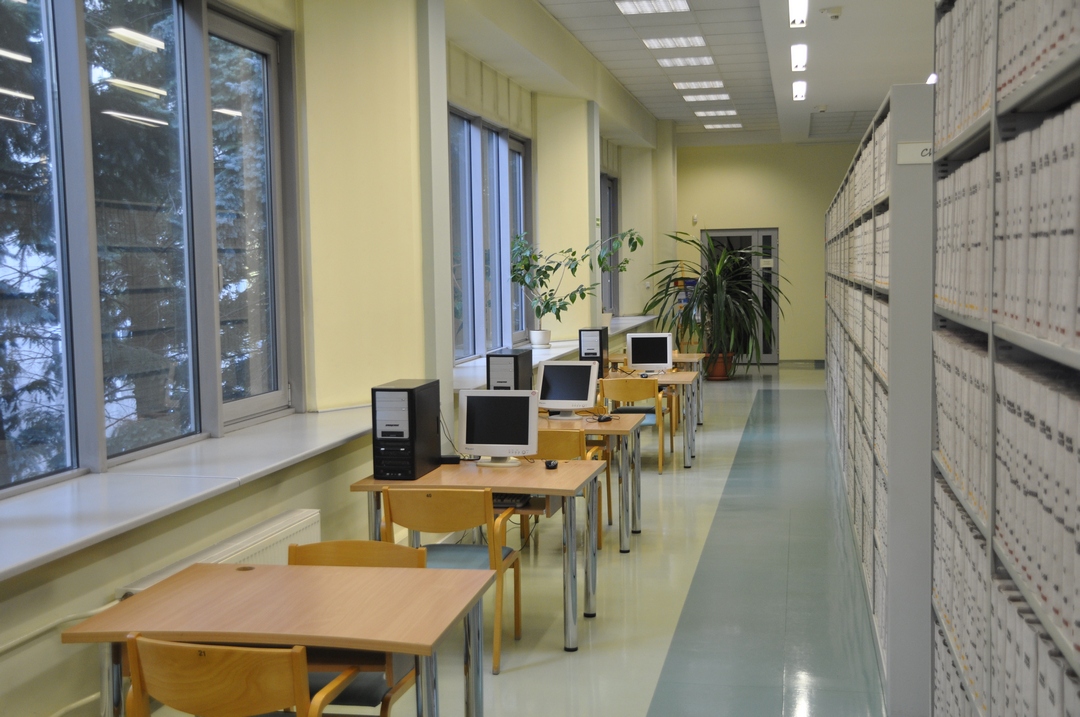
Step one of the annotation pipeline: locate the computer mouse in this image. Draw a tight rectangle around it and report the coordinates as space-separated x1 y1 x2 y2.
597 415 613 423
545 460 558 469
639 373 648 378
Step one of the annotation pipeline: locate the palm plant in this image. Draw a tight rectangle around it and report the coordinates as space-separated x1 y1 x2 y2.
643 232 786 376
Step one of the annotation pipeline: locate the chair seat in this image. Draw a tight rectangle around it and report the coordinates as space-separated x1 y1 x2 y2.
424 543 513 570
308 653 412 708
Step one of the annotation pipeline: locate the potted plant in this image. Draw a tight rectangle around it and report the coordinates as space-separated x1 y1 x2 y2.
642 232 786 379
511 229 643 348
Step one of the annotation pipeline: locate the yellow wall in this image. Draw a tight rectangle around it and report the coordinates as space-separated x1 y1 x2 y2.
676 143 857 361
299 0 428 409
618 146 656 315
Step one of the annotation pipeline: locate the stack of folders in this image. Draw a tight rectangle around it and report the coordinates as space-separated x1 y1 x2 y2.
933 477 991 715
874 380 888 471
874 464 888 564
933 329 993 526
998 0 1079 104
872 297 889 382
995 355 1080 645
875 209 890 289
934 151 994 321
935 616 978 717
854 148 874 219
874 538 887 669
853 221 873 285
997 105 1080 345
990 577 1080 717
873 114 891 202
933 0 995 150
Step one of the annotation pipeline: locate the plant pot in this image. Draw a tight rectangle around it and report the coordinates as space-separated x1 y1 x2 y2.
705 353 735 381
529 329 551 349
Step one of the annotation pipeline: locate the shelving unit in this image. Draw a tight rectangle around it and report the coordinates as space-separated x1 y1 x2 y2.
825 84 934 716
931 1 1080 714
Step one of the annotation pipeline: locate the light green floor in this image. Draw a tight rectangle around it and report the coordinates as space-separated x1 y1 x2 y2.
383 367 885 717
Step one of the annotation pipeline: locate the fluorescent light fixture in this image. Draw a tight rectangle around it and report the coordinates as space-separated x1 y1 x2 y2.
658 56 714 68
791 44 808 71
102 110 168 127
106 78 166 97
213 108 243 117
0 86 34 100
107 27 165 52
683 93 730 102
704 123 742 129
644 36 705 49
926 72 939 84
0 48 32 63
789 0 808 27
793 80 807 101
695 110 737 117
0 113 34 125
673 80 724 90
615 0 689 14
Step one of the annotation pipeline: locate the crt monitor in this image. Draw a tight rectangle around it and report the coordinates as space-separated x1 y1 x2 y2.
458 389 538 466
626 333 673 372
536 361 598 420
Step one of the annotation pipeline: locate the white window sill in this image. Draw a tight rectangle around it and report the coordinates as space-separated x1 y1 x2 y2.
452 315 656 391
0 408 372 583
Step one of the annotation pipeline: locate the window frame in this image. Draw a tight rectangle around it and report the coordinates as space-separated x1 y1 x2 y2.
0 0 300 496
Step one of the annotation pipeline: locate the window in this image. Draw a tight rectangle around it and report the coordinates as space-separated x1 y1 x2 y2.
0 0 74 487
448 110 530 360
0 0 294 491
600 173 619 315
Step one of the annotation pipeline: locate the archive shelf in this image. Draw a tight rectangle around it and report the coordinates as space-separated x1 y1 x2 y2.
825 84 934 716
932 597 990 717
931 0 1080 714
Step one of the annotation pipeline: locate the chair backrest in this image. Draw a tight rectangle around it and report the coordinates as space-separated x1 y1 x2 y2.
288 540 427 568
381 487 498 567
126 633 311 717
599 377 660 405
527 428 587 460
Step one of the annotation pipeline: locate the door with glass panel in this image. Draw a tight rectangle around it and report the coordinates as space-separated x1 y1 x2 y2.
208 14 288 424
701 228 780 364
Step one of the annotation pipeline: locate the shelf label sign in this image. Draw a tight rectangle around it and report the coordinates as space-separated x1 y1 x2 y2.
897 142 933 164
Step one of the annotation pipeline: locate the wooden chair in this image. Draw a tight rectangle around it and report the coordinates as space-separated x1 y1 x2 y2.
598 377 674 474
521 428 606 548
287 540 426 717
381 487 521 675
125 632 359 717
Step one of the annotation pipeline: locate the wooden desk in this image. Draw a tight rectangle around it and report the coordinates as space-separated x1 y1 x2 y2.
537 414 645 553
62 563 494 717
351 460 604 652
609 351 706 426
654 370 699 469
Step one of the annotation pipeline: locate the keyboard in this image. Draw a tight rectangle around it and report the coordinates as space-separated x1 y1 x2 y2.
492 493 531 509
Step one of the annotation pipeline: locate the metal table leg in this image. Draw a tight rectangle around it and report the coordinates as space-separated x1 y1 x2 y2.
463 600 483 717
584 478 598 617
682 384 692 467
368 492 382 541
619 434 631 552
696 366 704 425
416 651 439 717
631 427 642 534
562 495 578 651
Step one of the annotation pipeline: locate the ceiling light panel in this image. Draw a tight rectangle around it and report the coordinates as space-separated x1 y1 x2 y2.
792 81 807 101
704 123 742 129
616 0 690 15
683 93 730 102
0 86 34 100
658 56 714 67
789 0 808 27
791 44 807 71
107 27 165 52
106 78 166 97
0 48 33 63
673 80 724 90
102 110 168 127
644 36 705 49
695 110 737 116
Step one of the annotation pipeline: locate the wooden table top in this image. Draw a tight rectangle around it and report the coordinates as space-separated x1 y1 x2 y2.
351 460 604 497
62 563 494 656
653 370 699 385
537 412 645 436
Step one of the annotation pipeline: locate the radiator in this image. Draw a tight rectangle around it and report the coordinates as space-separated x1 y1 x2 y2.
115 509 321 599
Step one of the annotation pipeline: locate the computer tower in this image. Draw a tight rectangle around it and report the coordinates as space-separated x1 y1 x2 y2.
371 379 441 481
579 327 609 378
486 348 532 390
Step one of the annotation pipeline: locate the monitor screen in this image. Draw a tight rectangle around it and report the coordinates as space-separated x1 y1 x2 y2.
458 389 538 465
537 361 598 419
626 333 673 372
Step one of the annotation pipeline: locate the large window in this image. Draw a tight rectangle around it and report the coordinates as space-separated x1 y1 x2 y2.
448 110 529 360
0 1 293 491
